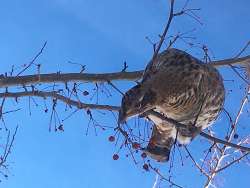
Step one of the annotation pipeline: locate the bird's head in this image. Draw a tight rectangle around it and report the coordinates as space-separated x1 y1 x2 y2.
118 84 146 124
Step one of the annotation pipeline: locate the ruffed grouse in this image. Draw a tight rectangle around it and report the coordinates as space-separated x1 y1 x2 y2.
118 48 225 162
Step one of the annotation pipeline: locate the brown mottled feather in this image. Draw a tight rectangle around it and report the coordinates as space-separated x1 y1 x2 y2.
119 48 225 162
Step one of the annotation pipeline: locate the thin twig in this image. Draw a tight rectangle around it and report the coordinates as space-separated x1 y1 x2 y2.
214 152 249 174
107 81 124 96
151 0 175 62
0 126 18 167
149 164 184 188
16 42 47 76
184 146 209 177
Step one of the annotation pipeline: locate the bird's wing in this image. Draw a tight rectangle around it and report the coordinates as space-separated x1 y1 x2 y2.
142 48 191 83
142 49 205 121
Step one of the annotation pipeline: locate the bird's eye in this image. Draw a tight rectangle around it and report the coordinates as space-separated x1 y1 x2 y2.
135 103 142 109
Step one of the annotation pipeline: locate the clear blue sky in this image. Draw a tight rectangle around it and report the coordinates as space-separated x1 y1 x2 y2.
0 0 249 188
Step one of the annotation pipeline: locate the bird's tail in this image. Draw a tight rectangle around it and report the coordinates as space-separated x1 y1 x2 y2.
144 143 172 162
143 126 174 162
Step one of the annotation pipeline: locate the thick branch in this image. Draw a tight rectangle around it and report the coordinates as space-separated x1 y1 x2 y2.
1 90 249 152
200 132 250 152
0 55 249 88
0 71 143 88
209 55 250 67
0 90 249 152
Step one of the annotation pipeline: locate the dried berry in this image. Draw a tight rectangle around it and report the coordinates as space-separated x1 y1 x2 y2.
132 142 140 149
58 124 64 131
143 164 149 171
108 136 115 142
83 91 89 96
234 133 239 139
113 154 119 160
141 152 147 159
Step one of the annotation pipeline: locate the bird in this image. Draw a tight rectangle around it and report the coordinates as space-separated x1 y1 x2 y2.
118 48 225 162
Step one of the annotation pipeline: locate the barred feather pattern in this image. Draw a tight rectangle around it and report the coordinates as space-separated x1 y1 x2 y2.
119 48 225 162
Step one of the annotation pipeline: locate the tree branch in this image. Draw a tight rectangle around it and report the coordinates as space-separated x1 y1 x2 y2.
16 42 47 76
0 55 249 88
184 146 210 177
200 132 250 152
203 86 249 187
214 152 249 174
0 71 143 88
0 126 18 168
0 91 120 111
151 0 175 60
209 55 250 67
0 90 249 152
146 110 250 152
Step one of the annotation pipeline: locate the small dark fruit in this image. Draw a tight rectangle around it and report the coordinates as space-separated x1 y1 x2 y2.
132 142 140 149
143 164 149 171
108 136 115 142
58 124 64 131
113 154 119 160
141 152 147 159
83 91 89 96
234 134 239 139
